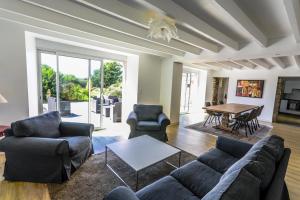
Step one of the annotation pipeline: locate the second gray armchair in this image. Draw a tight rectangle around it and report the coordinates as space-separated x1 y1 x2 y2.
127 104 170 142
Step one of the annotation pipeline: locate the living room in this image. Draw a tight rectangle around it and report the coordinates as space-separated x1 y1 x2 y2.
0 0 300 200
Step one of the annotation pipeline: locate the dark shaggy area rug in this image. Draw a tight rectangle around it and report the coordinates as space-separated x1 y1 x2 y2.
48 151 196 200
185 121 272 144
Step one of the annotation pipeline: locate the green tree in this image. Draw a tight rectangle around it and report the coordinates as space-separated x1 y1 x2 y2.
91 61 123 88
60 82 89 101
91 69 101 88
41 65 56 101
103 61 123 87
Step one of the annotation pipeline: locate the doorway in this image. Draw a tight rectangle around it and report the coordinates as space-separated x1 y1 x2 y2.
38 51 124 130
180 71 198 114
212 77 229 104
273 77 300 126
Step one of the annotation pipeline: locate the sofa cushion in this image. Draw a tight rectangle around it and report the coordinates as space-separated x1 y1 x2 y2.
104 186 139 200
198 149 238 173
170 160 222 198
224 147 275 190
136 176 199 200
250 135 284 162
134 104 162 121
11 111 61 138
60 136 91 156
202 168 261 200
136 121 161 131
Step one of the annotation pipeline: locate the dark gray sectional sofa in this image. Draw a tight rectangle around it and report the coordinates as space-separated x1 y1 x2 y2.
104 135 291 200
0 111 94 183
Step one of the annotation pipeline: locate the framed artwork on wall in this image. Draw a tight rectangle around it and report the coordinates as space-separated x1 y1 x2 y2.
236 80 264 98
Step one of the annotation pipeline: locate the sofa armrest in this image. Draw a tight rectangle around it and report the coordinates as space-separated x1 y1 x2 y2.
264 148 291 200
59 122 94 137
216 136 253 158
104 186 139 200
127 112 138 129
158 113 170 128
4 128 13 137
0 137 69 156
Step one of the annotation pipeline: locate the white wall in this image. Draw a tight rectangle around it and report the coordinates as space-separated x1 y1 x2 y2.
137 54 162 104
170 62 183 123
160 58 174 120
0 20 29 125
122 55 139 122
212 67 300 122
159 59 183 123
205 70 215 102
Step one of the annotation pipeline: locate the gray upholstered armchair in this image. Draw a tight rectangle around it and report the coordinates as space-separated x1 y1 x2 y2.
0 111 94 183
127 104 170 142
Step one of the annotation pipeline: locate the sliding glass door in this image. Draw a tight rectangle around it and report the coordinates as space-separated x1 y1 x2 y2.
90 60 103 128
39 51 104 129
58 55 89 123
40 52 58 113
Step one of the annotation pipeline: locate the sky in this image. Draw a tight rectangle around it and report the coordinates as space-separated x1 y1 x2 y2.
41 53 101 79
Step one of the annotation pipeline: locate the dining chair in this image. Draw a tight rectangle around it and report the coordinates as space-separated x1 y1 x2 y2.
254 105 264 128
231 109 257 136
203 102 222 127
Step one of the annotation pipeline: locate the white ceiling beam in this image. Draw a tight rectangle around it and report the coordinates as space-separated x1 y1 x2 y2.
205 62 233 70
188 63 219 71
283 0 300 43
190 35 300 63
248 59 273 69
21 0 201 55
0 10 172 58
141 0 240 50
0 0 185 56
231 60 256 69
268 57 287 69
219 61 243 69
75 0 221 53
214 0 268 47
292 55 300 68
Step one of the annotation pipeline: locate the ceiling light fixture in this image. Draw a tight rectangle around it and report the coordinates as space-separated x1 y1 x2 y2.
147 14 178 42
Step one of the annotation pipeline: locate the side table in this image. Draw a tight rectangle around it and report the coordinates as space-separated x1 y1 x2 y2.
0 125 9 137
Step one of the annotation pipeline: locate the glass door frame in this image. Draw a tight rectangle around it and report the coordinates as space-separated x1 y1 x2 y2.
181 72 193 113
37 50 105 129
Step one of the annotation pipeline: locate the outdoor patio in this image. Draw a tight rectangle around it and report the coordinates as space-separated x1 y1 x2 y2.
43 102 129 138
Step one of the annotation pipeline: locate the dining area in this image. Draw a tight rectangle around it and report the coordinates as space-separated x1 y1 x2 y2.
202 102 264 137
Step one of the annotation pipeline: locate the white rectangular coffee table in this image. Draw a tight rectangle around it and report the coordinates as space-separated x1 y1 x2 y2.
105 135 181 191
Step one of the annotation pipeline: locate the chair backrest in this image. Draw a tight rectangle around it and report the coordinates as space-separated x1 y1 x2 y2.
258 105 264 116
205 102 211 107
11 111 61 138
246 108 258 121
134 104 162 121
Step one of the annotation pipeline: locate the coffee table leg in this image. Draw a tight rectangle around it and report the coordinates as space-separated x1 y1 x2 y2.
135 171 139 191
178 151 182 167
105 146 108 165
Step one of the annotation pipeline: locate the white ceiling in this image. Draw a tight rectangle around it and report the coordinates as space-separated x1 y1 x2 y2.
1 0 300 71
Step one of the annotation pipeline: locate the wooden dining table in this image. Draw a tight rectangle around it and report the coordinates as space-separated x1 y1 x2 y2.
203 103 259 131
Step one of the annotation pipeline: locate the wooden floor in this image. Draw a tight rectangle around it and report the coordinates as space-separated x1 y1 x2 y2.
277 113 300 127
0 117 299 200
